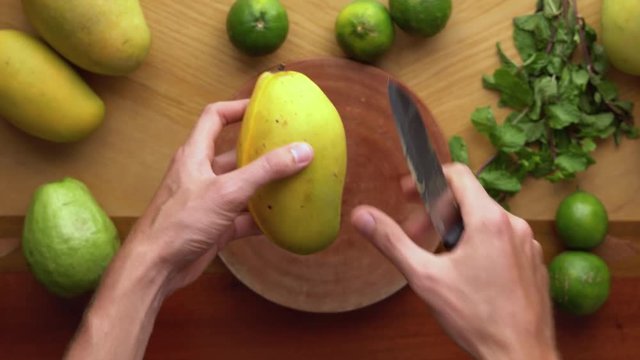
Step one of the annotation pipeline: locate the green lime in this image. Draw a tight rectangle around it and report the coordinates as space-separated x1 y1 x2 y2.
555 191 608 250
549 251 611 316
389 0 452 37
22 178 120 298
226 0 289 56
335 0 395 63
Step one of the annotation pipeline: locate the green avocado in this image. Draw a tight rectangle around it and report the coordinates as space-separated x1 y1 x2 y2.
22 177 120 298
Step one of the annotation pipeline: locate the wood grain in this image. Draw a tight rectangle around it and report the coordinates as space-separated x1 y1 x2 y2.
1 0 640 358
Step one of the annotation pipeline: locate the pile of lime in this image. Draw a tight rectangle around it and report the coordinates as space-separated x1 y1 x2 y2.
549 190 611 316
225 0 453 62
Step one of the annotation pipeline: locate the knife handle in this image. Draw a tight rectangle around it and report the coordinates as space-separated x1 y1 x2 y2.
442 217 464 250
432 189 465 251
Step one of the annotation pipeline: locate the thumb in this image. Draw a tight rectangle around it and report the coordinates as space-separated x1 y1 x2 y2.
220 142 313 207
351 205 436 281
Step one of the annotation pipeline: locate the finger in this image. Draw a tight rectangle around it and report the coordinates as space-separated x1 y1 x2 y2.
216 213 261 250
217 142 313 209
232 212 262 239
351 205 436 280
185 99 249 161
443 163 500 221
212 149 237 175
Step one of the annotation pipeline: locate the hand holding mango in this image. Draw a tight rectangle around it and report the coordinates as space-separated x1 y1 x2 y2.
88 99 318 294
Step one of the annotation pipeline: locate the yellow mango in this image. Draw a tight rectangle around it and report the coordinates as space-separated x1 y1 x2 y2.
602 0 640 76
0 30 105 143
238 71 347 255
22 0 151 76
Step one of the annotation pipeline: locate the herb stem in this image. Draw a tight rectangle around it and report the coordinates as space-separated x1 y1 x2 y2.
572 2 634 128
512 108 530 124
476 155 497 176
561 0 570 18
574 10 596 76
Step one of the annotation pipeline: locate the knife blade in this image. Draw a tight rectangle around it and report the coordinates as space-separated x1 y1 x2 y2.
387 81 464 250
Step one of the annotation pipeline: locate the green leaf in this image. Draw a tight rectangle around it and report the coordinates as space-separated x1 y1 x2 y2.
514 14 540 31
554 152 591 173
580 138 596 152
497 43 518 73
558 66 581 103
595 80 618 101
551 21 577 59
523 52 551 74
490 123 527 153
519 147 555 177
482 74 498 90
492 68 534 110
471 106 497 134
479 169 522 193
546 149 595 183
571 68 590 90
534 76 558 102
546 102 581 129
513 27 537 61
543 0 562 17
518 120 546 142
546 55 564 75
580 113 614 130
530 75 557 119
448 136 469 165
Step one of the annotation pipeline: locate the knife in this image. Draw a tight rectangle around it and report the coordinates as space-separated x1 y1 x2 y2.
387 81 464 250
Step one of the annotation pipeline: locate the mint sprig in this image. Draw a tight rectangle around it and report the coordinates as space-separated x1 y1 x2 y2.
450 0 638 204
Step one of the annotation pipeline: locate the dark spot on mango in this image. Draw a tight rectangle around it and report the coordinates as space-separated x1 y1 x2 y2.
267 204 273 210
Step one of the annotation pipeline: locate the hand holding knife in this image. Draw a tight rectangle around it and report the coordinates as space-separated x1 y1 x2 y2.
387 81 464 250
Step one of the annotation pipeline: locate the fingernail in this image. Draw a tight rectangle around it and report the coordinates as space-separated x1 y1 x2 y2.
290 142 313 165
356 211 376 237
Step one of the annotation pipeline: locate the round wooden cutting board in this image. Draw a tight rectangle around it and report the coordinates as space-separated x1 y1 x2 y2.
216 58 450 313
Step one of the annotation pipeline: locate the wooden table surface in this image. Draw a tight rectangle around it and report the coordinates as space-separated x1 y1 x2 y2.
1 0 639 358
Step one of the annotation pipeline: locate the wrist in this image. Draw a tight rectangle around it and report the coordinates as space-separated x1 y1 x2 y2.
66 238 172 360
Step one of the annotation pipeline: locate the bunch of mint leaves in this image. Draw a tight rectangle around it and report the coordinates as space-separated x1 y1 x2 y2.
449 0 638 204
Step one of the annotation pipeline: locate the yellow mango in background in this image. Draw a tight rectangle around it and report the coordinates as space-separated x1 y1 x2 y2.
238 71 347 255
22 0 151 76
0 30 105 143
602 0 640 76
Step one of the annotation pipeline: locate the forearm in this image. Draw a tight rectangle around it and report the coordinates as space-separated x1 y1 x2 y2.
65 240 170 360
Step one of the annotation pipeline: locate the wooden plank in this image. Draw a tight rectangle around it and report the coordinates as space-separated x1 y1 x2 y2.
1 272 639 359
